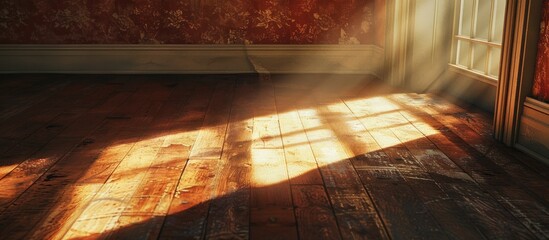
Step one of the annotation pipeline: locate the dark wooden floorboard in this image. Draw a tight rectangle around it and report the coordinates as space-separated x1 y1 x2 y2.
0 74 546 240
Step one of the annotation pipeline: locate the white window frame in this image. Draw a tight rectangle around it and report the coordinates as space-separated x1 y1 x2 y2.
449 0 506 86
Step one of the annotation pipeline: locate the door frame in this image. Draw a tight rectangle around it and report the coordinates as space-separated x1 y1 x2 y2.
494 0 543 145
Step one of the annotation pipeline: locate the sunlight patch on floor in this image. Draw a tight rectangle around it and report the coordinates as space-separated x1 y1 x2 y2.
251 148 288 187
0 163 22 181
51 94 444 239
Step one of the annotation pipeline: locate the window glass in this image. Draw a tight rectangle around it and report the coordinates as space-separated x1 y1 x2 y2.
452 0 506 80
489 47 501 77
492 0 506 43
457 40 471 67
459 0 474 36
475 0 492 40
473 43 488 73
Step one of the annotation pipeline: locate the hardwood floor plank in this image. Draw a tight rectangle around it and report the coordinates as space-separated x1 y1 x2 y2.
278 113 324 185
330 98 488 240
298 105 387 240
250 80 298 240
16 80 160 239
157 81 222 239
59 81 177 239
369 94 541 239
0 75 546 239
389 93 548 239
249 152 296 240
107 82 201 240
276 87 323 185
0 81 113 178
25 128 136 240
0 80 150 239
292 185 341 240
204 81 254 240
0 83 120 216
250 207 297 240
159 160 220 240
418 94 549 193
0 111 83 180
206 169 251 240
352 95 536 239
63 134 166 239
0 137 81 211
321 99 458 240
189 80 235 159
0 80 98 140
107 147 191 240
0 76 68 122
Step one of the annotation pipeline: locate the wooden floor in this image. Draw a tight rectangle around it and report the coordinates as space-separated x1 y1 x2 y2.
0 74 547 240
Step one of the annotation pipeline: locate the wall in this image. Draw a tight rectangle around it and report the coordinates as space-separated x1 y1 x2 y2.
392 0 495 112
407 0 455 92
0 0 385 45
517 98 549 165
532 0 549 103
516 0 549 165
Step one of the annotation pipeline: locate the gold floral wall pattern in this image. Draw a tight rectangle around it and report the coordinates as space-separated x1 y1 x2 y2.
532 0 549 103
0 0 385 45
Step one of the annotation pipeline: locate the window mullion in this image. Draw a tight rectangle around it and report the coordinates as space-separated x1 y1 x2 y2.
451 0 505 80
451 0 460 64
469 0 478 70
455 35 501 47
485 0 496 75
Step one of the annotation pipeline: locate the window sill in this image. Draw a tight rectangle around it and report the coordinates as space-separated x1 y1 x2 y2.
448 64 498 87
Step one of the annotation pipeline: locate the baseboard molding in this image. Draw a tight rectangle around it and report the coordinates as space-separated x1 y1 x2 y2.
0 44 384 76
517 97 549 165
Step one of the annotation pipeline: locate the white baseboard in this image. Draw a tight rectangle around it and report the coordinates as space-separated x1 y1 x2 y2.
0 44 384 76
517 97 549 165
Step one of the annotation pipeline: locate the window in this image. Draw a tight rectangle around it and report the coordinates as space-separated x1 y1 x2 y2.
450 0 506 82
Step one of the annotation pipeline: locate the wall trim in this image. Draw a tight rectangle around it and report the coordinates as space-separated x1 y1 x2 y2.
515 144 549 166
517 97 549 165
524 97 549 115
0 44 384 76
494 0 543 145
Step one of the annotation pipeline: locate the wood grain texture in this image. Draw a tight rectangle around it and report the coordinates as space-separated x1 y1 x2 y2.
189 80 235 159
0 74 546 240
249 79 298 240
292 185 341 240
298 102 389 240
332 97 485 240
276 87 323 186
389 93 547 239
204 81 254 240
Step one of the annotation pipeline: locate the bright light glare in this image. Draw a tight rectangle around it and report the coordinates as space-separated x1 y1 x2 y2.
251 148 288 187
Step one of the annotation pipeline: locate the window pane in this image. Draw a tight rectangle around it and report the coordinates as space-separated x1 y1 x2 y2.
489 47 501 77
492 0 506 43
459 0 474 36
475 0 491 40
457 40 471 67
472 43 488 73
453 0 505 80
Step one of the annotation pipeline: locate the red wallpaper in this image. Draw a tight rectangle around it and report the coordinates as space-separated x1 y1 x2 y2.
0 0 385 45
532 0 549 102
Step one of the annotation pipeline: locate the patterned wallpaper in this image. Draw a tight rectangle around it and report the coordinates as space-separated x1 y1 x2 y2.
0 0 385 45
532 0 549 103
